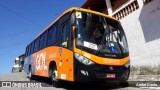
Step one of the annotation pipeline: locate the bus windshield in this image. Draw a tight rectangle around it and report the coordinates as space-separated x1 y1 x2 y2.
76 11 129 58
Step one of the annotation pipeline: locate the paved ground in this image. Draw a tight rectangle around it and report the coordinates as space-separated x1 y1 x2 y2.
129 75 160 81
0 72 159 90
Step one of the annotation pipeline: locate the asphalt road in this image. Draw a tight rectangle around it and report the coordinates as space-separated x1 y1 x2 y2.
0 72 158 90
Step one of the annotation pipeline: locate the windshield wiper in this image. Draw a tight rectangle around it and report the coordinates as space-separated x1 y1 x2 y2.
96 17 110 55
97 17 124 55
113 32 123 54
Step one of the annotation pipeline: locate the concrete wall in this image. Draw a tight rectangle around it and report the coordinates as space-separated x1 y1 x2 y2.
120 0 160 67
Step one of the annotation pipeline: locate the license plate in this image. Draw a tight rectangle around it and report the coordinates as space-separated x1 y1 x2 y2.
106 74 116 78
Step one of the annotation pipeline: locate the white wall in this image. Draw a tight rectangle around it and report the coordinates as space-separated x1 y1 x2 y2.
120 0 160 67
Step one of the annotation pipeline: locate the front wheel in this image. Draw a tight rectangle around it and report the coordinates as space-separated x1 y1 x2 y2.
50 65 61 87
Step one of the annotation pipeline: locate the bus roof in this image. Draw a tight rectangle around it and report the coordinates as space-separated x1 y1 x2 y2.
34 7 119 42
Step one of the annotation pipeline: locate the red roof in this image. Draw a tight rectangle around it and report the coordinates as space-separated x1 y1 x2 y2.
81 0 106 12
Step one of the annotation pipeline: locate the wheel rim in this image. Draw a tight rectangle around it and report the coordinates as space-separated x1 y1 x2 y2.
52 69 58 81
29 69 32 79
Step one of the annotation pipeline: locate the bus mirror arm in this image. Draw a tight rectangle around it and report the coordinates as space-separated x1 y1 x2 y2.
71 13 76 26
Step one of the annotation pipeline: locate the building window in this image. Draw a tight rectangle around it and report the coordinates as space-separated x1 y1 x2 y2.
143 0 153 5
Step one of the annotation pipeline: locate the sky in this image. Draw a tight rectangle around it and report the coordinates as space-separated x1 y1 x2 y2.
0 0 86 74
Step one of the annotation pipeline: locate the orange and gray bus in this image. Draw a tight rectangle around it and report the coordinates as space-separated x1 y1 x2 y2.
24 7 130 87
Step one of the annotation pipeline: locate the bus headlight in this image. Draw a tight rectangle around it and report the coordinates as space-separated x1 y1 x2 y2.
74 53 94 65
124 61 130 68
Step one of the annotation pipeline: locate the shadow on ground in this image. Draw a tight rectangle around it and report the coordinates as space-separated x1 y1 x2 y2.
31 76 129 90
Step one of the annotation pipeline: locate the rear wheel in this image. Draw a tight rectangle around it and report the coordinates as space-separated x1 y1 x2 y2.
28 67 34 80
50 65 61 87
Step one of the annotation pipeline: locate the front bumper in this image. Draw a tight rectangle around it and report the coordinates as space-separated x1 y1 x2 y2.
74 58 130 83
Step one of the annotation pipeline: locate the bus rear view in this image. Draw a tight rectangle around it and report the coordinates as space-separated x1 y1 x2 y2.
72 10 130 82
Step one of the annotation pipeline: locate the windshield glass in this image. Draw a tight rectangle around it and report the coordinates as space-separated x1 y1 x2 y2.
75 11 129 58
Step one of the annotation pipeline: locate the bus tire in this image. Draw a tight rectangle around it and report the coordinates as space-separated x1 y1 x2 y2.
28 66 34 80
50 65 61 87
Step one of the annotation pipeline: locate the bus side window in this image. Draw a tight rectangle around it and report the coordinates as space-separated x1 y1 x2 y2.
61 22 69 48
69 26 73 50
39 31 47 49
34 38 40 52
30 42 35 54
47 24 58 46
28 44 31 56
25 46 29 56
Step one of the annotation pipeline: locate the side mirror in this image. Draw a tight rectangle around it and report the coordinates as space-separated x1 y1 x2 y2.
71 13 76 26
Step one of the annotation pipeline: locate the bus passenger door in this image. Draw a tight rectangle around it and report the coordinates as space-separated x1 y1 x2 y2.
58 20 74 81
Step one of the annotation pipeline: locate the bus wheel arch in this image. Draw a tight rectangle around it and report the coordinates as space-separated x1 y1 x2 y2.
49 61 56 77
49 61 61 87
